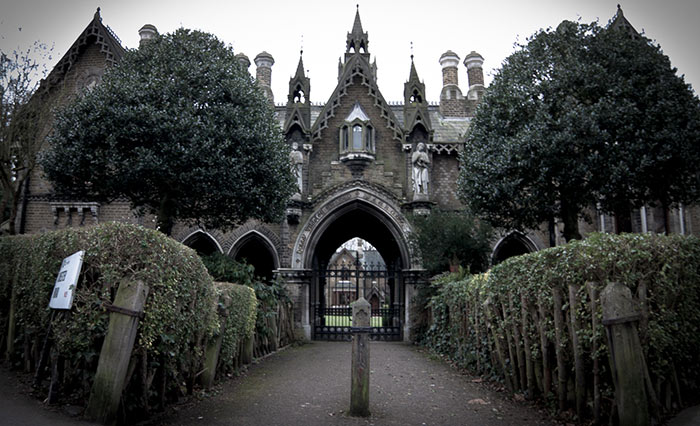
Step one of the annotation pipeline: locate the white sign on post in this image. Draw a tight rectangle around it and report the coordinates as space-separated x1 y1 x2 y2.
49 250 84 310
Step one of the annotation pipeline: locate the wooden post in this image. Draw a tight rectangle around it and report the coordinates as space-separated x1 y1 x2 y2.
568 284 585 418
350 297 370 417
601 281 649 426
5 270 19 361
586 282 601 424
86 280 149 425
552 287 567 412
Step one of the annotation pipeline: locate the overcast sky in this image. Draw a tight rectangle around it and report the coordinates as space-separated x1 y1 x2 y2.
2 0 698 104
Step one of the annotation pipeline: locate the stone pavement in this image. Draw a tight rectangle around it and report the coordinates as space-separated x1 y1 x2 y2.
144 341 553 426
2 341 699 425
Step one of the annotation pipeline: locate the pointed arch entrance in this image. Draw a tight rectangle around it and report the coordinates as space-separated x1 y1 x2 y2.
289 185 418 341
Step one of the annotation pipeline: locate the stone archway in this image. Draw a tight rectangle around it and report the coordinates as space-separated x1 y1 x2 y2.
284 184 424 341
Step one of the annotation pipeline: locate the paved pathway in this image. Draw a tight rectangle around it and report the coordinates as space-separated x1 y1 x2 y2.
4 341 698 425
144 341 552 426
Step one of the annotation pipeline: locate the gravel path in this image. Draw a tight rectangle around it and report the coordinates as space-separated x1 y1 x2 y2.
145 341 554 426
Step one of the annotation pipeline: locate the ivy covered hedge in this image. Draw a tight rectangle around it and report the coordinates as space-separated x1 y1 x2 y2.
421 233 700 423
202 252 296 358
0 223 257 421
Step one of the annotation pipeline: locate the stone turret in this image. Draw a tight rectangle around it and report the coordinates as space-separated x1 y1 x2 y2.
464 51 485 100
254 51 274 102
438 50 466 117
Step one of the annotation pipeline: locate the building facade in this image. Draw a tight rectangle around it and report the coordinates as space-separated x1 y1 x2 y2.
14 7 698 340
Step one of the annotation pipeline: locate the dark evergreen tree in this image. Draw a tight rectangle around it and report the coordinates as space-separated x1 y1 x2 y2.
409 210 493 275
42 29 296 234
459 20 700 241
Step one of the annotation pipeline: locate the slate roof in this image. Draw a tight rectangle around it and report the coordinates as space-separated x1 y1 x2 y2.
275 103 469 143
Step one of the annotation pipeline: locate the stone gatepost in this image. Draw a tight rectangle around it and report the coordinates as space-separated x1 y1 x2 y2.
350 297 371 417
402 269 429 342
275 268 312 340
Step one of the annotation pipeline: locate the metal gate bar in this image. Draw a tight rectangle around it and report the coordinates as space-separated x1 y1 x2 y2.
313 253 402 341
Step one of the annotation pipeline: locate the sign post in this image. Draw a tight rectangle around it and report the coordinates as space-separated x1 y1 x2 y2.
49 250 85 310
34 251 85 398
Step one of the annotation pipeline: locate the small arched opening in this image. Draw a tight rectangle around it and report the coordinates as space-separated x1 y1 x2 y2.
491 232 538 265
182 231 221 256
230 232 279 283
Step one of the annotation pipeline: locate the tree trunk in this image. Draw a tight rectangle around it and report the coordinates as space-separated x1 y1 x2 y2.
157 193 175 236
614 204 632 234
561 200 581 242
548 216 556 247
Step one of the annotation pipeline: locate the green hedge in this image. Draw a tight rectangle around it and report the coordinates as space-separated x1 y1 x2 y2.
201 252 296 357
421 233 700 422
214 281 257 374
0 223 257 421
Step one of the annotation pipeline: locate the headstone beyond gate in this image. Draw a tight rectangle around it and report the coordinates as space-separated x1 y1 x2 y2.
350 297 371 417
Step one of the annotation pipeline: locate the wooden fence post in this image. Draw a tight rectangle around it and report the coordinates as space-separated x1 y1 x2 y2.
350 297 371 417
86 279 149 425
601 281 649 426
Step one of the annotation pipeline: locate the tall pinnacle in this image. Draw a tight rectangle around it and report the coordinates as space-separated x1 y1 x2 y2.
351 6 364 37
295 53 305 78
346 5 369 54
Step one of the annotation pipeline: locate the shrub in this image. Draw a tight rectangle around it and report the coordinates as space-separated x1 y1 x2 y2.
0 223 256 421
421 233 700 422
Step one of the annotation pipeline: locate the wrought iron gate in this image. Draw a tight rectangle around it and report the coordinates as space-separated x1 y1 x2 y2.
312 253 402 341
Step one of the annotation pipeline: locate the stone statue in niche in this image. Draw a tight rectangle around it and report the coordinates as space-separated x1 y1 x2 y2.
411 142 430 198
290 142 304 197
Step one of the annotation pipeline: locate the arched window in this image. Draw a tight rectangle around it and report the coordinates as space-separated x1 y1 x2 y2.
352 125 363 150
365 125 373 151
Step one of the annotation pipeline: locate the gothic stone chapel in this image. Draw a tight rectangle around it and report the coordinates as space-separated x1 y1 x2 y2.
20 9 535 341
16 7 700 341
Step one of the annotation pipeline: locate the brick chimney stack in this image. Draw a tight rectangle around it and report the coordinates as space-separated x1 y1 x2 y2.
254 51 275 102
138 24 158 48
236 53 251 71
439 50 460 87
464 51 485 101
439 50 466 117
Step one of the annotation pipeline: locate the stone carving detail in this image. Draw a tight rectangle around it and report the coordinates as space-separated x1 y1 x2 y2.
411 142 430 199
289 142 304 197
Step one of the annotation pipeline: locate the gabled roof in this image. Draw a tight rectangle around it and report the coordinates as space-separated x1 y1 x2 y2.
310 53 404 142
608 5 640 38
38 8 125 94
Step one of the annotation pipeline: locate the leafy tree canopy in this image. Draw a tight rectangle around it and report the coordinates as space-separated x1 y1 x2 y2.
459 20 700 242
41 28 296 235
409 210 493 275
1 41 52 234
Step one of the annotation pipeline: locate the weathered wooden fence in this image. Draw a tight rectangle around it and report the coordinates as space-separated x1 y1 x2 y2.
422 233 700 425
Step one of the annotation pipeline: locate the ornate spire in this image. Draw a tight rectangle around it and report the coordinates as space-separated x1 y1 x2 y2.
346 6 369 54
404 54 432 135
295 52 306 79
284 50 311 135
